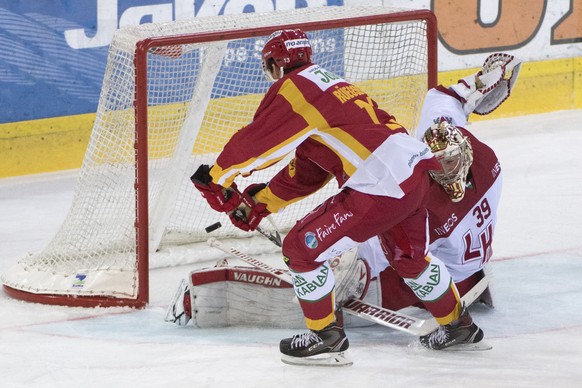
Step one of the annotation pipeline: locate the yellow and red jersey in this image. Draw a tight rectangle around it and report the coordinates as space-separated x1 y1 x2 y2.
210 64 437 213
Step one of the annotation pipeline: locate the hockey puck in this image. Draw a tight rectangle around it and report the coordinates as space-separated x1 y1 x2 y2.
205 222 222 233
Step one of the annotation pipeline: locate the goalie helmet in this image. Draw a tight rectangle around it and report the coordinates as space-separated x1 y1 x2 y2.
261 29 312 82
423 118 474 202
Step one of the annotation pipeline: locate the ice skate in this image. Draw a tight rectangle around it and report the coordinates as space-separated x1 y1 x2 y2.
419 308 491 351
280 323 352 366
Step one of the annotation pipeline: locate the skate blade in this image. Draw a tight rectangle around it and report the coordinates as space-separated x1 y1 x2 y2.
281 352 353 367
443 340 492 351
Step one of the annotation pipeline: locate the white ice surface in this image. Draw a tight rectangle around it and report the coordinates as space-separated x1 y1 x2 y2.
1 110 581 388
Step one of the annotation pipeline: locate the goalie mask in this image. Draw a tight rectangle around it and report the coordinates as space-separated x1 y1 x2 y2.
423 120 474 202
261 29 312 82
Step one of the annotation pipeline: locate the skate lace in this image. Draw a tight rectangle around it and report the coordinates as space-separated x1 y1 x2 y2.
290 331 323 349
427 326 449 347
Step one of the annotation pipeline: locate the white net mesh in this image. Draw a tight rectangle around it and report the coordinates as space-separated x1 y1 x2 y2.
3 6 435 303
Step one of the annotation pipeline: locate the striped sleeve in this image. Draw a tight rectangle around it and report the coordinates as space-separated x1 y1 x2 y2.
254 149 333 213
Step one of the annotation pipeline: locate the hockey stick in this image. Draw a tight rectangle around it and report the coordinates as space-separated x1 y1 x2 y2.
205 216 282 247
246 212 282 247
207 237 440 336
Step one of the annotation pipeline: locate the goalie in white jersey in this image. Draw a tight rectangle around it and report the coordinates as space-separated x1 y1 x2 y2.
360 53 521 350
167 52 521 353
360 79 505 330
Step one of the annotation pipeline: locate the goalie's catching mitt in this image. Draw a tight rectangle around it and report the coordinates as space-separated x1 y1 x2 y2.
451 53 522 117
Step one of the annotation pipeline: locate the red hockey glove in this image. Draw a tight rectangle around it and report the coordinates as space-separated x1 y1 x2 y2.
191 164 242 213
229 183 271 232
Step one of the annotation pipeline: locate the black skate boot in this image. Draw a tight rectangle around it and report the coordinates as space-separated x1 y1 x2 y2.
420 308 491 351
280 322 352 366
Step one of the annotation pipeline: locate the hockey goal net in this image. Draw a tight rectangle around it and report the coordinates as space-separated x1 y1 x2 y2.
2 6 437 308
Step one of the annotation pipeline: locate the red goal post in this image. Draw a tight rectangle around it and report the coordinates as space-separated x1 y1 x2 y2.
3 6 437 308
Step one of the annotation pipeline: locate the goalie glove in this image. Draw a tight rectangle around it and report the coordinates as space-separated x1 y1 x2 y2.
450 53 522 117
229 183 271 232
191 164 242 213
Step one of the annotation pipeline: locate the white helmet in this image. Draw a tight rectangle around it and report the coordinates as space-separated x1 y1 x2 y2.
423 118 474 202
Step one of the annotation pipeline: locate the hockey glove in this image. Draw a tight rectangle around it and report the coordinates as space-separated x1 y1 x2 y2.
450 53 522 117
191 164 242 213
229 183 271 232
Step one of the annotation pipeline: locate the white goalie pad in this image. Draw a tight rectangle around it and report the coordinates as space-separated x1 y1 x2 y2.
184 263 379 329
164 278 192 326
189 265 297 328
451 53 522 117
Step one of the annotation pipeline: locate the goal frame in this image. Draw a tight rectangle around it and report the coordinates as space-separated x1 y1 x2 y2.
133 9 437 308
3 9 438 308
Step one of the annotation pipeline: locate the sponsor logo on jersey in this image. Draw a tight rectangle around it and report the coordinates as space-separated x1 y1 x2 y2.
305 231 318 249
407 146 431 168
434 213 459 236
299 65 345 91
313 211 354 243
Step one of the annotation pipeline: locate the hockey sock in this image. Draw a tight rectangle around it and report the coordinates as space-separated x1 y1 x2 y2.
290 261 337 331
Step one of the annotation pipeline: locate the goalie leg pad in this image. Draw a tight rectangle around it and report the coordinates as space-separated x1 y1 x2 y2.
330 247 371 306
164 278 192 326
189 265 306 328
171 263 379 329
